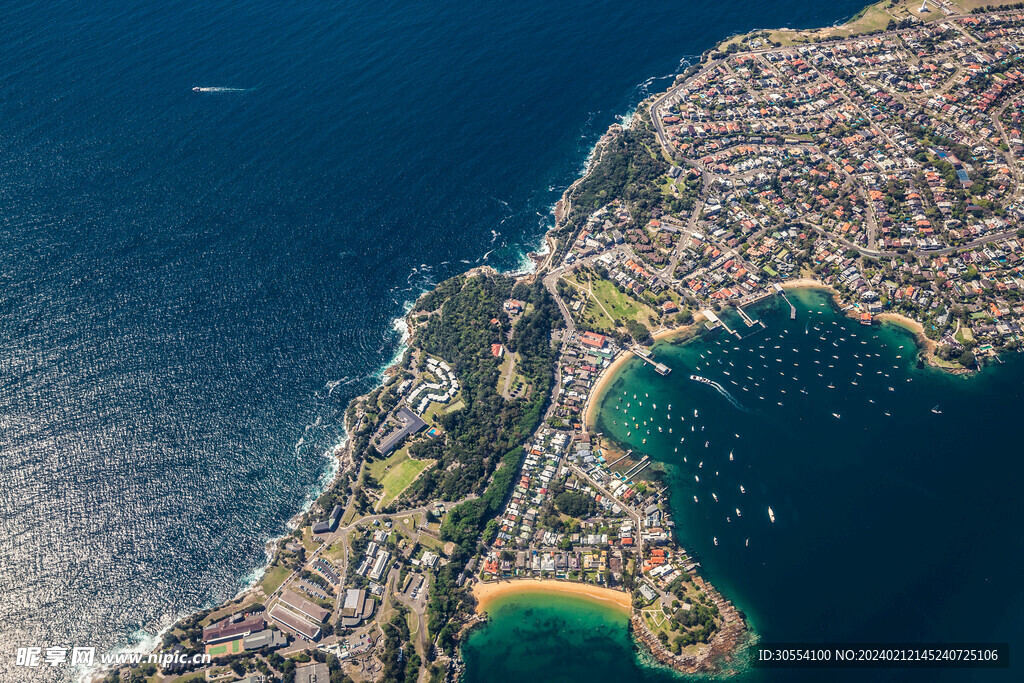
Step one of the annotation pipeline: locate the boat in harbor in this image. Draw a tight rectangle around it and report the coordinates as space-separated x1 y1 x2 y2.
712 493 718 502
832 413 841 419
739 485 745 493
768 506 776 523
735 508 741 517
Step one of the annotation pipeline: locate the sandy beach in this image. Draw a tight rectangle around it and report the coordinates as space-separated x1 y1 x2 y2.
876 311 939 356
780 277 838 293
583 317 707 429
473 579 632 615
583 350 634 429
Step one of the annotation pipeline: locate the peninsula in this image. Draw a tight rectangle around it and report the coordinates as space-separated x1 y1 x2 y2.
102 2 1024 682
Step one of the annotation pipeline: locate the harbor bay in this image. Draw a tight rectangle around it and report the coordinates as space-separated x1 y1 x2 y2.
583 287 1024 680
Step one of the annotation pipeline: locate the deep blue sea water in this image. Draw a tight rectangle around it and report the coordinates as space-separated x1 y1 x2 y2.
1 0 873 680
588 289 1024 682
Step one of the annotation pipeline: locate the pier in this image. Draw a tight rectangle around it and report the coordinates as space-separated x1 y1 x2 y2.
700 309 741 339
733 304 765 329
773 283 796 319
629 346 671 375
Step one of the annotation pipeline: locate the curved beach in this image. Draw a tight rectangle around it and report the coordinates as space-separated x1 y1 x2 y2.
582 350 636 430
473 579 632 615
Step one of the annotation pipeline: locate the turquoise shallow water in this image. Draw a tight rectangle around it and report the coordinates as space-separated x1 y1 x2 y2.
462 591 676 683
467 289 1023 682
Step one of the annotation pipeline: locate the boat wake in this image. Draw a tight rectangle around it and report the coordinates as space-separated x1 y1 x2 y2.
689 375 747 412
192 86 250 93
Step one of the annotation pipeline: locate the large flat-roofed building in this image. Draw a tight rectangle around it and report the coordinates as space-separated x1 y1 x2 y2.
369 550 391 581
242 628 287 651
294 661 330 683
269 607 320 640
312 504 345 536
338 588 376 627
202 613 265 644
376 406 427 455
279 589 330 624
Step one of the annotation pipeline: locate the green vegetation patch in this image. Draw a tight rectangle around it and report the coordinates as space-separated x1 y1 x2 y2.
259 564 290 595
378 458 434 508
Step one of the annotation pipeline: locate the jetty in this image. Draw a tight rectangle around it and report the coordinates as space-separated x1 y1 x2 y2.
630 346 671 375
733 304 764 329
773 283 796 319
700 309 741 339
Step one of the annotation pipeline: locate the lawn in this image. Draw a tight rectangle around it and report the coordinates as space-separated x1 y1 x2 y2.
406 610 420 637
721 0 898 49
259 564 290 595
397 513 421 536
300 526 321 552
417 532 446 552
174 673 209 683
368 446 409 481
952 0 1015 11
423 392 461 422
954 325 974 345
444 398 466 413
496 352 528 398
590 276 658 327
323 538 347 563
377 458 434 509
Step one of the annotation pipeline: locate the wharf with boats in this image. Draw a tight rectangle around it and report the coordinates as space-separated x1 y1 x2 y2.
630 345 671 375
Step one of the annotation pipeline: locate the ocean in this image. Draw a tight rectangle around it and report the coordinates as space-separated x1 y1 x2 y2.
0 0 897 680
523 287 1021 682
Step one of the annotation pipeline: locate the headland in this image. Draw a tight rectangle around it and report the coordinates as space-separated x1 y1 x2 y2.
100 1 1024 681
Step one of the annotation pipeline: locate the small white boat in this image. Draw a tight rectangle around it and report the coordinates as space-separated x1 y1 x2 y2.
739 485 745 494
714 537 718 546
735 508 741 517
712 492 718 502
832 413 841 419
768 506 776 523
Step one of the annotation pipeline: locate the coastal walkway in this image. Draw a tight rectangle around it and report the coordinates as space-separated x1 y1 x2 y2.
623 456 651 479
606 450 633 468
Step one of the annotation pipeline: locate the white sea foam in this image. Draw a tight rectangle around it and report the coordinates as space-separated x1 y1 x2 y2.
192 86 250 93
81 623 172 683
